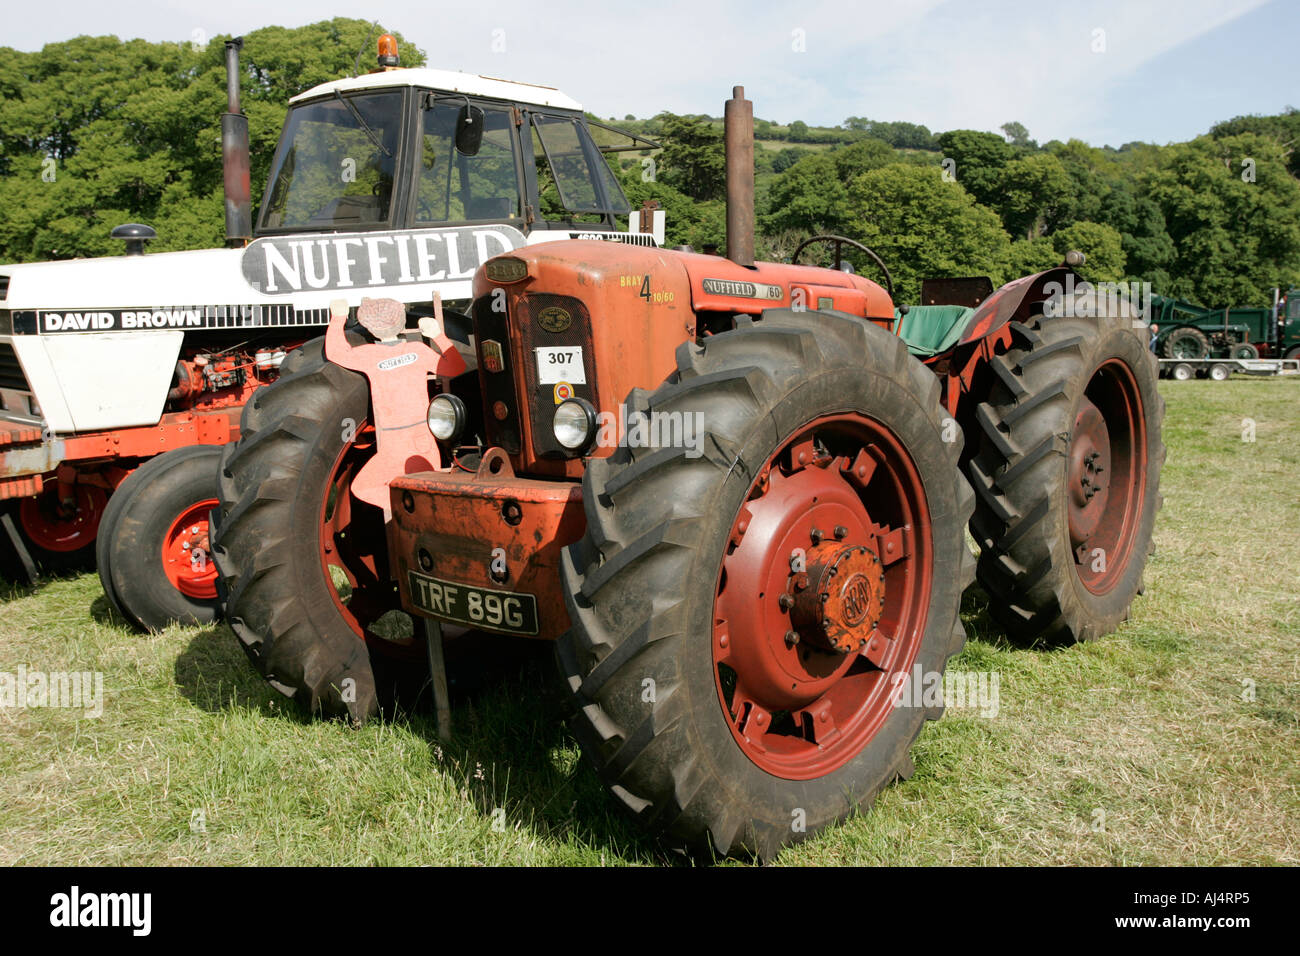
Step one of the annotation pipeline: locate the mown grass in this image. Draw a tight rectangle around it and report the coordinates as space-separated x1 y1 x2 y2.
1 378 1296 866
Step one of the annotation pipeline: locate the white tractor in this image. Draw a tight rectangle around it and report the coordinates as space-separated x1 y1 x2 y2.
0 34 660 630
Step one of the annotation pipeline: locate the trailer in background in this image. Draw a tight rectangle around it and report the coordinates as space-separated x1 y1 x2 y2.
1158 356 1300 381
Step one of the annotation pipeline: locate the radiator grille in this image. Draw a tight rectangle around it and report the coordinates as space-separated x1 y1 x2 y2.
0 342 29 392
517 294 597 459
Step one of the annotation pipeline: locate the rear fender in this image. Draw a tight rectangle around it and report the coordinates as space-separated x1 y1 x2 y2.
955 267 1075 347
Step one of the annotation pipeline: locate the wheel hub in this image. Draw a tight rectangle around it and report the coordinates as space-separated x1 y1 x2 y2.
162 499 220 600
790 543 885 654
1067 399 1112 546
18 484 107 553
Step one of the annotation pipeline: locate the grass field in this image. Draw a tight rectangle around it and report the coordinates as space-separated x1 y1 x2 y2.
1 377 1296 866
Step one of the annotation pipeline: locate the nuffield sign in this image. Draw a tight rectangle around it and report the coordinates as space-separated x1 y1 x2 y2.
241 225 527 295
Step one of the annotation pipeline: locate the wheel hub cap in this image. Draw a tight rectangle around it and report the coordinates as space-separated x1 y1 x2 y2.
1067 399 1112 545
790 543 885 654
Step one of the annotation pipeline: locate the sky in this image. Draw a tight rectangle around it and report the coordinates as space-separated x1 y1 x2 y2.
3 0 1294 147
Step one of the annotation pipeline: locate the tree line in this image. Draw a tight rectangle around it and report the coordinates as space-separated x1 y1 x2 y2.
2 19 1297 307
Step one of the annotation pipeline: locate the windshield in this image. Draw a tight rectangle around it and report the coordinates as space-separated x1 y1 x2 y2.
261 91 404 230
532 114 630 217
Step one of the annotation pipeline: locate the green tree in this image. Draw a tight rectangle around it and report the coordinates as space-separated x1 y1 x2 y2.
1141 133 1300 303
656 113 725 202
1210 107 1300 177
934 129 1015 208
843 164 1013 301
1001 236 1059 278
1050 221 1127 282
0 19 424 262
1000 121 1032 148
762 152 851 234
997 153 1075 238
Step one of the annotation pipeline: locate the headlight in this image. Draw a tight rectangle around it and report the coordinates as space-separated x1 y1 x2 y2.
553 398 597 452
427 394 467 442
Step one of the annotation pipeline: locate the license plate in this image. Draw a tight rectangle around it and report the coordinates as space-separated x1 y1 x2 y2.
407 571 539 635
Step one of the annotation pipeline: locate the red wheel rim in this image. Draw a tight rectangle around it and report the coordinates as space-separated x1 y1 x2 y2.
161 499 220 599
318 423 422 661
713 413 933 780
18 485 107 553
1067 359 1147 594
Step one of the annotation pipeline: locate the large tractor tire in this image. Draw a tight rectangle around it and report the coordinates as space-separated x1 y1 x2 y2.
211 337 425 722
557 311 973 861
96 444 223 631
1162 326 1209 360
966 308 1165 645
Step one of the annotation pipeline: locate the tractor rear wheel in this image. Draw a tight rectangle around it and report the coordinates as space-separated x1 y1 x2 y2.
211 337 425 722
1162 326 1209 360
967 308 1164 644
557 310 973 860
96 444 223 631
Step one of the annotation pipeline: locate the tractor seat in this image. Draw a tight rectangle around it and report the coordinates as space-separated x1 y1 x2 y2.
892 304 975 357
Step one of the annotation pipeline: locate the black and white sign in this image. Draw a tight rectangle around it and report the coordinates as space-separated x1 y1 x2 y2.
241 226 527 295
29 304 331 334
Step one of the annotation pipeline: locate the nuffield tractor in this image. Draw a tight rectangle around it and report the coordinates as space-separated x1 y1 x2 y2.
0 34 656 630
214 88 1165 859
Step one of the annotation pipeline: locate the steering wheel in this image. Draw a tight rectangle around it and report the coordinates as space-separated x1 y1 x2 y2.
792 235 895 300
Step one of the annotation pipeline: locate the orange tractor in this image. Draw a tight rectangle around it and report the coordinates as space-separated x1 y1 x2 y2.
213 88 1164 859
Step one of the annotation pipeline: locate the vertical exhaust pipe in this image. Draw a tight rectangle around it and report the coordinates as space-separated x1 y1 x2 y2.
724 86 754 267
222 37 253 247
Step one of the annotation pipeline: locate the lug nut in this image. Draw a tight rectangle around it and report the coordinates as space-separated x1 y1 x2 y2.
778 594 794 610
834 525 849 539
784 630 800 646
810 527 824 544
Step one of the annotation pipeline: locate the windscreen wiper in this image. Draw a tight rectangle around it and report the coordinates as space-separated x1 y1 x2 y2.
334 90 391 157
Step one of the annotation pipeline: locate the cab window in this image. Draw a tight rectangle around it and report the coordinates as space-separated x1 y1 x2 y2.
417 102 522 223
532 114 631 218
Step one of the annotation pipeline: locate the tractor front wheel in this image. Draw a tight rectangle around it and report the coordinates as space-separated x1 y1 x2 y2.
96 445 222 631
557 310 972 860
211 338 425 722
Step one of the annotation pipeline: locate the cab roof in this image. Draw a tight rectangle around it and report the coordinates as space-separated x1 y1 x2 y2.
289 67 584 111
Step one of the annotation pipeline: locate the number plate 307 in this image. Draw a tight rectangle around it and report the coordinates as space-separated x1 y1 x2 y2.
535 346 586 384
407 571 539 635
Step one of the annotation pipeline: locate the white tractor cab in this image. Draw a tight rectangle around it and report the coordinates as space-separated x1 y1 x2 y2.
0 34 660 631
